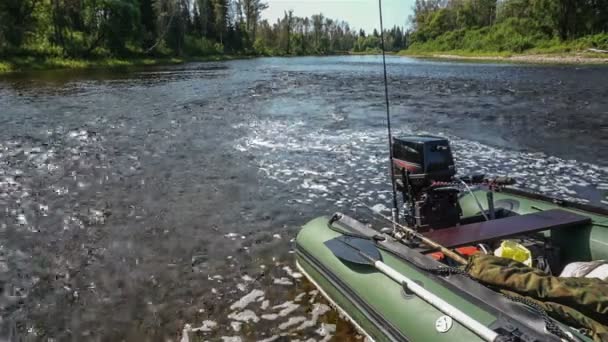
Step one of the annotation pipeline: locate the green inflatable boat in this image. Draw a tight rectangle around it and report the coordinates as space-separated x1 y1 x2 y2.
295 136 608 342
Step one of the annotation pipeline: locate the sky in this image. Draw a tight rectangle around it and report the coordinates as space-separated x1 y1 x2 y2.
260 0 415 33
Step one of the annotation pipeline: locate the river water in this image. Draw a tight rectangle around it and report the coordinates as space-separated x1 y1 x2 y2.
0 56 607 341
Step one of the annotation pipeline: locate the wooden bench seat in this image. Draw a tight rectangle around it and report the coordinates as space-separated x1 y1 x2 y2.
422 209 591 248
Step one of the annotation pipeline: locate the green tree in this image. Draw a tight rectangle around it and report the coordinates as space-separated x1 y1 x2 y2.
239 0 268 44
212 0 228 44
0 1 372 61
311 14 324 51
0 0 41 48
283 10 293 54
96 0 142 54
140 0 157 47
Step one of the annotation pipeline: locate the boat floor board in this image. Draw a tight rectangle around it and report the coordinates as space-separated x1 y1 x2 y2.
423 209 591 248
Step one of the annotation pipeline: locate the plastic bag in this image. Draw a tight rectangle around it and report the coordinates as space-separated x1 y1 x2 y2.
494 240 532 266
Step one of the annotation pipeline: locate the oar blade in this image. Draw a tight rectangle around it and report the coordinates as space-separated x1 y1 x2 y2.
325 236 382 266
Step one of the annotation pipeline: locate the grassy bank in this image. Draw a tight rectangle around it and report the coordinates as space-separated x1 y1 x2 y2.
0 54 252 74
400 18 608 64
399 49 608 64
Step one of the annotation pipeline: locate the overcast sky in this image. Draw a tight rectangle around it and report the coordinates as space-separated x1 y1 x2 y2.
260 0 414 33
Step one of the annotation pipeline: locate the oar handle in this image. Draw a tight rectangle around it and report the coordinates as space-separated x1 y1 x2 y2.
375 260 499 342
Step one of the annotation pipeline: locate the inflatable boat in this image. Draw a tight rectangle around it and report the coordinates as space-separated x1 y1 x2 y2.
295 136 608 342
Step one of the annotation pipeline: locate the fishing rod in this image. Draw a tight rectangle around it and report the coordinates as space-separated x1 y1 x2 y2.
350 196 468 265
378 0 400 226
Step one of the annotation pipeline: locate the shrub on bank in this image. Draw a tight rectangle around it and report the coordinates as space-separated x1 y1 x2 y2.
405 19 608 54
184 36 224 56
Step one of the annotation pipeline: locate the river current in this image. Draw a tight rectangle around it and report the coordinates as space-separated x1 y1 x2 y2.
0 56 607 341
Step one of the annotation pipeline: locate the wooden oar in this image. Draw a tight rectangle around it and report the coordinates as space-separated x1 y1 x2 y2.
325 236 501 342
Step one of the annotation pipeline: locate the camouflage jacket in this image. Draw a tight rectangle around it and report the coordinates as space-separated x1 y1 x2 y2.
467 254 608 341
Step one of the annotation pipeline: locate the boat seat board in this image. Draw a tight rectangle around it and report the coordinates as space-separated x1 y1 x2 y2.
422 209 591 248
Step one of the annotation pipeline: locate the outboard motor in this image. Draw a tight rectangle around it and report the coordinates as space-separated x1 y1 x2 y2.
392 136 461 231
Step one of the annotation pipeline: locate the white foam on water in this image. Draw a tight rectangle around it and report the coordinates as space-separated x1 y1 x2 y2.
230 289 265 310
225 233 239 239
230 321 242 332
180 324 192 342
273 277 293 286
234 119 608 209
228 309 260 323
296 303 331 331
282 265 302 279
279 316 307 330
294 292 306 302
191 320 218 332
221 337 242 342
17 214 27 226
272 301 300 317
0 128 121 308
180 321 220 342
39 204 49 216
308 290 319 304
316 323 336 342
371 203 388 213
261 313 279 321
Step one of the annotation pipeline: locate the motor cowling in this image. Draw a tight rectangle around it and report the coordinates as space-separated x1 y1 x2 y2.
392 136 456 190
392 136 461 230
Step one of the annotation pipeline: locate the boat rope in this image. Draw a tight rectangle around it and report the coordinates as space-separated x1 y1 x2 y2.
401 255 473 278
377 0 400 224
501 293 577 342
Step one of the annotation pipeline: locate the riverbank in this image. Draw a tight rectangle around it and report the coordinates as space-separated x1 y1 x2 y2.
3 50 607 75
399 50 608 65
0 53 368 74
0 54 253 74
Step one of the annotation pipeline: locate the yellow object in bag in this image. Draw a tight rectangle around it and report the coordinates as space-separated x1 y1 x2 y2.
494 240 532 267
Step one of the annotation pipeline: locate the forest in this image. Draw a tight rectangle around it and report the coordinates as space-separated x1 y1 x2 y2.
408 0 608 53
1 0 607 72
0 0 406 66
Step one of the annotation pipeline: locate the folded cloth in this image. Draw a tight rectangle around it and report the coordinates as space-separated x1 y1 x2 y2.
560 261 608 281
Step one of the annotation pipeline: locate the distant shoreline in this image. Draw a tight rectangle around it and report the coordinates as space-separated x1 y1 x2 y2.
0 53 361 75
0 55 255 75
399 51 608 65
2 51 608 75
